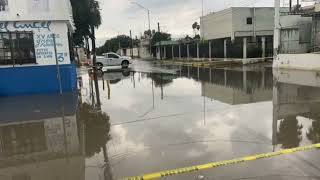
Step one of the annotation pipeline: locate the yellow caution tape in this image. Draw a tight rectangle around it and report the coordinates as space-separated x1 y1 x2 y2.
122 143 320 180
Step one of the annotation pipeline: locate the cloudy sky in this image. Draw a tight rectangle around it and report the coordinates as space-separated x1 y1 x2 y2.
95 0 294 46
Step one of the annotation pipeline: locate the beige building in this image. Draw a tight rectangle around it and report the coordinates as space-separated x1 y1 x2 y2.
200 7 276 58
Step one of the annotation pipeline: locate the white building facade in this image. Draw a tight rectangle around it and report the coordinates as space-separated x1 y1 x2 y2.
0 0 76 96
200 7 275 59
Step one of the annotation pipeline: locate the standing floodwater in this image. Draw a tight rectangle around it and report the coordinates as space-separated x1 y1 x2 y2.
0 61 320 180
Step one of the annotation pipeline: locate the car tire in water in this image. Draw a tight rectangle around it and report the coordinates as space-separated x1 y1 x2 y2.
121 60 129 69
97 62 103 70
122 70 130 76
97 69 104 77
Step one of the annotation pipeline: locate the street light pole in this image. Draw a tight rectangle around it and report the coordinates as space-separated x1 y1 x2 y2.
148 10 151 32
202 0 205 40
131 1 152 57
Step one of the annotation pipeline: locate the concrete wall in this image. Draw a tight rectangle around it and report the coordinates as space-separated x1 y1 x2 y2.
311 17 320 52
0 0 73 23
274 69 320 88
76 48 87 63
274 53 320 70
119 48 139 57
200 8 233 40
232 7 274 38
279 15 313 54
139 46 150 59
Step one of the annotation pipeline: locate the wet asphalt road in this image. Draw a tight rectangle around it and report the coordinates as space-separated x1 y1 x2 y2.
0 60 320 180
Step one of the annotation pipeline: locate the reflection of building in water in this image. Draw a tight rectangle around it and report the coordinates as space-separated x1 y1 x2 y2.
180 65 273 105
273 69 320 149
0 93 85 180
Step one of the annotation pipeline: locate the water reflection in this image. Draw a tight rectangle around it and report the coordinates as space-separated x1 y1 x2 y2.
77 101 112 180
98 64 274 106
273 69 320 149
79 64 320 179
0 93 84 180
77 102 111 157
0 90 113 180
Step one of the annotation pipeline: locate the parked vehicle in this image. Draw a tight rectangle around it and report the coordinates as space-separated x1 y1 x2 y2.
96 52 132 69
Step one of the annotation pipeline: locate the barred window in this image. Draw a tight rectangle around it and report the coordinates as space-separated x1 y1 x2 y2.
0 32 36 65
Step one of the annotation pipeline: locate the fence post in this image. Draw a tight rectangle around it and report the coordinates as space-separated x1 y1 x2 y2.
209 41 212 61
262 36 266 58
187 44 190 60
243 37 247 59
172 45 174 60
197 43 200 60
179 44 181 60
224 39 227 58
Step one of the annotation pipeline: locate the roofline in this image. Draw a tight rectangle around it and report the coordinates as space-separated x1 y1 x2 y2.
202 7 275 18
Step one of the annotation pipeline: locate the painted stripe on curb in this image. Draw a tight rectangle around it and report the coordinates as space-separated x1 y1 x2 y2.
121 143 320 180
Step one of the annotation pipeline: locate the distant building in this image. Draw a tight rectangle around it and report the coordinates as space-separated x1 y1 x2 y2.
200 7 276 59
0 0 76 96
139 36 152 59
117 47 139 57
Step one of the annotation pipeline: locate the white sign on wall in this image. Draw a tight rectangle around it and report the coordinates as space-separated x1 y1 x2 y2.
29 0 49 12
0 21 71 66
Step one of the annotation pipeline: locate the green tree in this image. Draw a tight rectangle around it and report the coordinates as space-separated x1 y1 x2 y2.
70 0 91 47
96 35 139 55
151 32 171 46
192 22 200 38
70 0 102 55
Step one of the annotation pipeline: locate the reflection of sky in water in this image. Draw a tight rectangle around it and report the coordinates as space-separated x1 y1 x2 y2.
1 62 319 180
82 65 319 179
80 64 319 179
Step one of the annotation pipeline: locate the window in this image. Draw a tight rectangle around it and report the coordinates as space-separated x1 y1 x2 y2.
108 53 119 58
0 32 36 65
247 17 253 25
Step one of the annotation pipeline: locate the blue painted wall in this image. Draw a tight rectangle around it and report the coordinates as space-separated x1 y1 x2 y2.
0 92 77 123
0 64 77 96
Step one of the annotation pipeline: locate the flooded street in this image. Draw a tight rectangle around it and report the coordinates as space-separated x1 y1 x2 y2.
1 60 320 180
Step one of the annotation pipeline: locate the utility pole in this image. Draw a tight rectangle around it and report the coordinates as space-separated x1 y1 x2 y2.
131 2 152 56
274 0 280 57
53 34 62 95
158 22 162 60
148 10 152 57
202 0 205 40
130 30 133 59
289 0 292 12
91 25 101 108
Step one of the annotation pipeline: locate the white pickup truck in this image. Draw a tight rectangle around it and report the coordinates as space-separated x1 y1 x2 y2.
96 52 132 69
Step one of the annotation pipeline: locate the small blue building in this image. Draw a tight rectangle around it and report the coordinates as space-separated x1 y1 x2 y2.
0 0 76 96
